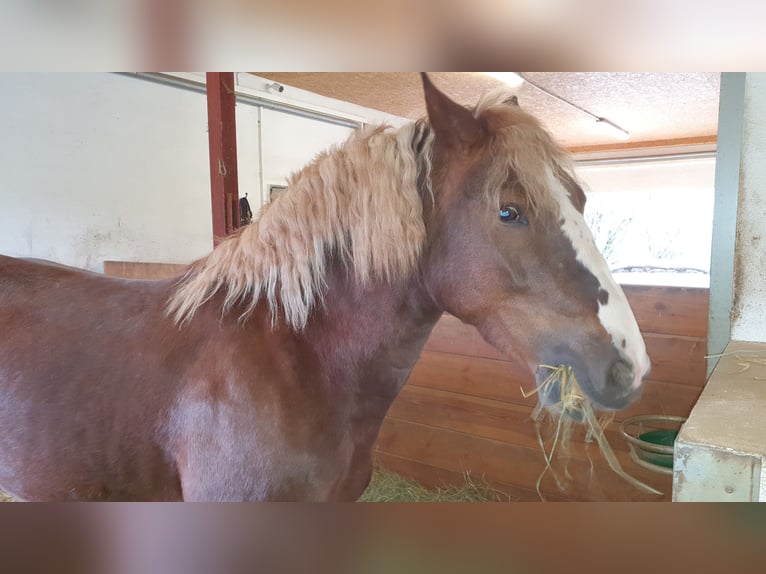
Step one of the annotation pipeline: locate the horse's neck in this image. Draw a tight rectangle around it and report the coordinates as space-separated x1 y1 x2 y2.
304 266 441 402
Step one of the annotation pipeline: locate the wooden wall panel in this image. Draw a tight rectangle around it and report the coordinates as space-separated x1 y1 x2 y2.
387 385 540 447
103 260 188 280
424 286 710 359
424 316 707 387
388 383 701 448
377 418 672 501
622 285 709 338
614 380 703 422
376 285 708 501
406 351 704 418
643 334 707 386
423 314 505 360
408 351 529 403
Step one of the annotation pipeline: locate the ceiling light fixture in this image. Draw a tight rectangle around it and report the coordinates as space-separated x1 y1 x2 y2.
483 72 525 87
512 74 631 141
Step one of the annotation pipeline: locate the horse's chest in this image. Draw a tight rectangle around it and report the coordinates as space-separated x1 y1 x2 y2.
264 396 387 501
285 414 382 500
172 384 384 501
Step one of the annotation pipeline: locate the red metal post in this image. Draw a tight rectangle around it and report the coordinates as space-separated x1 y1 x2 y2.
206 72 240 245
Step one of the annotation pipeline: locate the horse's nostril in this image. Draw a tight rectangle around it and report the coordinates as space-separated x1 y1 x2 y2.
608 358 634 389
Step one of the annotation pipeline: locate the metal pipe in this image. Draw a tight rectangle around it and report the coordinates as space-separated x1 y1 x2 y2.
521 74 631 140
257 106 265 206
118 73 362 130
575 151 717 167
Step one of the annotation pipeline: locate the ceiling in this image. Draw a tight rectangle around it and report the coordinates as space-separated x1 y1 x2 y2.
252 72 720 153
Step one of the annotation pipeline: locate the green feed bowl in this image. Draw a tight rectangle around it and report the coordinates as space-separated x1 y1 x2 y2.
620 415 686 475
635 429 678 469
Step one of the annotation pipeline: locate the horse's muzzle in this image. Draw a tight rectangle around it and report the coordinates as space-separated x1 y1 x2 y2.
599 356 642 410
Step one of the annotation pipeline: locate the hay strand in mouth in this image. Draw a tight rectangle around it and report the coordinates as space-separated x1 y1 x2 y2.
523 365 663 500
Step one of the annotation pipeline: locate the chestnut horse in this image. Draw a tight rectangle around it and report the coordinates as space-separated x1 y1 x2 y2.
0 75 650 501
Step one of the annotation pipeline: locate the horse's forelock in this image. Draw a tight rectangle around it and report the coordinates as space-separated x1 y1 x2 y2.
476 96 579 223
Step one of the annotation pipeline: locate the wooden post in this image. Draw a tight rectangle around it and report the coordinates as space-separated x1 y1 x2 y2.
206 72 240 245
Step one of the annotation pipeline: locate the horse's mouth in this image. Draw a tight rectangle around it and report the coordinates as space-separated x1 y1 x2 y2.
533 377 586 421
533 367 638 417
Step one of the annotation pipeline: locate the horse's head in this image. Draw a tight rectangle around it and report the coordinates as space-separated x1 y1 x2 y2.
420 74 650 411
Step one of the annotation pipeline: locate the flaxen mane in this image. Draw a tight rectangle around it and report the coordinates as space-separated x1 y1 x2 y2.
167 91 580 329
168 121 434 330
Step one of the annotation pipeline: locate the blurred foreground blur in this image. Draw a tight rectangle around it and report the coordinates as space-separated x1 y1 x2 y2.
1 0 766 69
0 504 763 573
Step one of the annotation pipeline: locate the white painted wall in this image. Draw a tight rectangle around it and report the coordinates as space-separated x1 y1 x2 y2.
259 108 353 203
731 73 766 342
234 72 403 205
235 102 263 210
238 73 407 129
674 74 766 502
0 73 216 270
0 73 396 272
576 157 716 194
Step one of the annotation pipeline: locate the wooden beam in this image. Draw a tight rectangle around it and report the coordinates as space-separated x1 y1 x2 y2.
206 72 240 244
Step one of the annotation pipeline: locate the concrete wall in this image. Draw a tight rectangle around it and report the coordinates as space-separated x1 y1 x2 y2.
0 73 216 270
0 73 390 272
731 72 766 342
674 73 766 501
259 108 353 203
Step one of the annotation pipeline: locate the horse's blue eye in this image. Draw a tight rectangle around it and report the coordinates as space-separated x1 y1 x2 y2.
499 205 522 223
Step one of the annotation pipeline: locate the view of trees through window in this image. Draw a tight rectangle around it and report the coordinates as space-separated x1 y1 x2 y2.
577 157 715 287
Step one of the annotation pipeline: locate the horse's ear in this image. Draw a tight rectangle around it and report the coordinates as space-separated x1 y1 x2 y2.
421 73 485 149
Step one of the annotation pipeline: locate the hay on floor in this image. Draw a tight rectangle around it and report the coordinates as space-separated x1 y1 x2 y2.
358 468 512 502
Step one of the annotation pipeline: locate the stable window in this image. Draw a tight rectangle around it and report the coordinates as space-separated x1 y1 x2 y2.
576 156 716 287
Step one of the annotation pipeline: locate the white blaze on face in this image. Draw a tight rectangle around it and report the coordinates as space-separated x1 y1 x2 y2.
546 168 651 389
